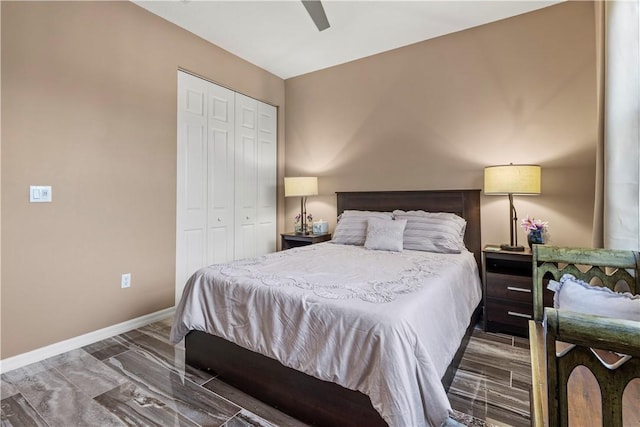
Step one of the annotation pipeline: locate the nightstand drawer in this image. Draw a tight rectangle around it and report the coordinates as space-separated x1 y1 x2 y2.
486 272 532 303
485 256 532 276
486 299 533 329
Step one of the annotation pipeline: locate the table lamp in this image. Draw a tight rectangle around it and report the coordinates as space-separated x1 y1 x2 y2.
484 164 541 251
284 176 318 235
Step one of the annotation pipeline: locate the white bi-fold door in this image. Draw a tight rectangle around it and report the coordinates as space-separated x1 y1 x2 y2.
255 102 278 257
234 93 258 260
176 71 276 303
233 95 277 260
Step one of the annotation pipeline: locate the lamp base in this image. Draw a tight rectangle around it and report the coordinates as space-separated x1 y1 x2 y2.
500 244 525 252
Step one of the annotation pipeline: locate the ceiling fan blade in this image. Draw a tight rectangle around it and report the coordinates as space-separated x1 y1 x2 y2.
301 0 330 32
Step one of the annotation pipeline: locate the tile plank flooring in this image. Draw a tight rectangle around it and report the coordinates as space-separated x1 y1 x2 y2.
1 318 531 427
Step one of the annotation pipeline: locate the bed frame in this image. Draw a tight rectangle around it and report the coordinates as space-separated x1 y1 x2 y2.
186 189 482 427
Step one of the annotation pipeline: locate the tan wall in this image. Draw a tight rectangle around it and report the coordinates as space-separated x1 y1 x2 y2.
1 1 285 359
284 1 597 249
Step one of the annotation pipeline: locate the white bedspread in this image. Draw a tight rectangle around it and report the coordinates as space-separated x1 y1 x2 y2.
170 243 482 427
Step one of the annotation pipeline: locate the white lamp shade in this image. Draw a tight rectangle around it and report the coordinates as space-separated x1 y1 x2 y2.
484 164 541 195
284 177 318 197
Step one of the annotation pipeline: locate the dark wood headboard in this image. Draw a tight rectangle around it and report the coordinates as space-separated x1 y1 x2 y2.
336 190 482 269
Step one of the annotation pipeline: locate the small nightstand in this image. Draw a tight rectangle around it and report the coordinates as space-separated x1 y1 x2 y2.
483 246 551 337
281 232 332 250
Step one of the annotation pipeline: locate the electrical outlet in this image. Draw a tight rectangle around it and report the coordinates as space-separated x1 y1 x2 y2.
121 273 131 289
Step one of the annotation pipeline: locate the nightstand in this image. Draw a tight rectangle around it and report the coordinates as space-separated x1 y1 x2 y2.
281 232 332 250
482 246 551 336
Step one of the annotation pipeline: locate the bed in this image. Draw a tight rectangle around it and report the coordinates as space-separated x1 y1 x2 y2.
171 190 483 427
528 245 640 426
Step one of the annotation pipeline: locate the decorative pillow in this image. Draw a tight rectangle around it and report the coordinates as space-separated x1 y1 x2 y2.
392 210 466 254
364 218 407 252
547 274 640 322
332 211 393 246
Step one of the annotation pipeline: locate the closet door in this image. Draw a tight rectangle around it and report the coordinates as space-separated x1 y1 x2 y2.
256 102 277 255
234 93 258 260
177 72 235 302
177 72 277 302
176 72 208 302
207 84 235 265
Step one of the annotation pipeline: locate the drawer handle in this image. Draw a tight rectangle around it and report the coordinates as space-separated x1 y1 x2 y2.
507 286 531 293
508 311 532 319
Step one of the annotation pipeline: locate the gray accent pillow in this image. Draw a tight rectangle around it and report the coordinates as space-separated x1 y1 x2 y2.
548 274 640 322
332 210 393 246
392 210 466 253
364 218 407 252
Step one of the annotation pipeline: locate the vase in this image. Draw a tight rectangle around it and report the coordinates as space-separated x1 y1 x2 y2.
527 229 544 248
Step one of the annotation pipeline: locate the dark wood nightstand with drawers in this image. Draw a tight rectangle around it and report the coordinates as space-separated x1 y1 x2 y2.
280 232 332 250
482 246 552 336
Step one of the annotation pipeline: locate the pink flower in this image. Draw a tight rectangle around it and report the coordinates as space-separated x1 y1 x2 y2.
521 216 548 232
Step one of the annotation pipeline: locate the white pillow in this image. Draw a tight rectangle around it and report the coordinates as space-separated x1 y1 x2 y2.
332 211 393 246
364 218 407 252
392 210 466 254
547 274 640 322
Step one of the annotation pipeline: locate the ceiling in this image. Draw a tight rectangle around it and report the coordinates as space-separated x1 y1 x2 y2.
134 0 562 80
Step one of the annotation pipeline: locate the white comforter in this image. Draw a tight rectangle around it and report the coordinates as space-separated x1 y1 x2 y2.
170 243 482 427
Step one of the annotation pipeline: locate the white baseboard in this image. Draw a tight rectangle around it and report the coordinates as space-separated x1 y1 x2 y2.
0 306 175 374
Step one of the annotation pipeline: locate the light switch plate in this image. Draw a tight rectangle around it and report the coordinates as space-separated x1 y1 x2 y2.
121 273 131 289
30 186 52 203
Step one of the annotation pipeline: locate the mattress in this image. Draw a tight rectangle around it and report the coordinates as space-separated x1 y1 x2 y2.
170 242 482 426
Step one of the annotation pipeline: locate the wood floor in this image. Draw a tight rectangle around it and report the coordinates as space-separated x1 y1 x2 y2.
1 317 531 427
449 329 531 427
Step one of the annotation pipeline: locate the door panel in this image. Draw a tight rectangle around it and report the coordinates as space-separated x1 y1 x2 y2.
209 226 230 268
234 94 258 260
177 72 207 303
185 126 205 212
257 103 277 254
240 223 256 259
185 229 205 283
207 84 235 265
